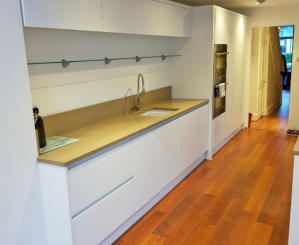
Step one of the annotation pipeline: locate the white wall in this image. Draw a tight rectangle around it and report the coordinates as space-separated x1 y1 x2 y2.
0 1 47 245
249 27 263 119
235 4 299 130
24 28 174 116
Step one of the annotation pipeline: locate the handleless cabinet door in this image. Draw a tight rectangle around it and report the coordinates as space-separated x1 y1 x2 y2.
158 120 180 183
101 0 159 35
177 110 198 171
21 0 103 31
156 1 192 37
193 105 209 157
178 106 209 171
133 129 164 210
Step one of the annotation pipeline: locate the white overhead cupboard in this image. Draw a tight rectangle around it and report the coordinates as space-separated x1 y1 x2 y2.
101 0 160 35
21 0 104 31
39 104 209 245
21 0 192 37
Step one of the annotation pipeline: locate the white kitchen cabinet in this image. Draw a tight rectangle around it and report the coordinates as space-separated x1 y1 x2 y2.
133 106 207 211
158 120 180 182
101 0 159 35
133 129 164 210
39 104 209 245
178 105 209 171
21 0 103 31
193 104 209 157
72 180 135 245
21 0 192 37
68 142 134 216
156 0 192 37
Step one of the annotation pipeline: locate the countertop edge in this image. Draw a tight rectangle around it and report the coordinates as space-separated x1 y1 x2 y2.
37 100 209 167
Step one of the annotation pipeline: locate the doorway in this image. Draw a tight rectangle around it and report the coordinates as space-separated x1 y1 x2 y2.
249 25 295 124
278 25 294 91
278 25 294 119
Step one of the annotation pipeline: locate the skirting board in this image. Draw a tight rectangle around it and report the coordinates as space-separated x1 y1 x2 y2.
252 114 262 121
99 152 208 245
212 124 244 156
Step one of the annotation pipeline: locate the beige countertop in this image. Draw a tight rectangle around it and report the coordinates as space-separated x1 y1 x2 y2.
37 99 209 167
294 137 299 156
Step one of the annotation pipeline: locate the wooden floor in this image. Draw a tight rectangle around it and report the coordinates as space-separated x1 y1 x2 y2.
114 90 296 245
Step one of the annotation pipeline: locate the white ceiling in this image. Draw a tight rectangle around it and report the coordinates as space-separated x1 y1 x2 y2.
171 0 299 9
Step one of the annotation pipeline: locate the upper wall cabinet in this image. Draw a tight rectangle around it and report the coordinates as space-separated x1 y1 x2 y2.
155 0 192 37
21 0 103 31
21 0 192 37
101 0 160 35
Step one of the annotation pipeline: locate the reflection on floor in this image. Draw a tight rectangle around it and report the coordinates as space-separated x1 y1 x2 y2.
114 93 296 245
278 90 290 120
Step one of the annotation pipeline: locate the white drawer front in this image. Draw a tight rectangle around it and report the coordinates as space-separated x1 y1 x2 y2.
68 142 134 216
72 180 135 245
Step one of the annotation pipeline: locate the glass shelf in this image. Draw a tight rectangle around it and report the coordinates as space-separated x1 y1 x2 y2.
27 54 182 68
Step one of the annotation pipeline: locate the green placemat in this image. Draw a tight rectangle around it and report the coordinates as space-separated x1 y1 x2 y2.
40 136 79 154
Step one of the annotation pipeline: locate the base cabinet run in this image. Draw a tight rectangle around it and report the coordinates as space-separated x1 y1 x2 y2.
39 104 209 245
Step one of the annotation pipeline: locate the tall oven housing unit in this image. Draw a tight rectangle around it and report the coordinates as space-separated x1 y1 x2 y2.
213 44 228 119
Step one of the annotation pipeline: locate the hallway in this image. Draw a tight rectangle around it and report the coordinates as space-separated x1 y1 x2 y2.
114 90 297 245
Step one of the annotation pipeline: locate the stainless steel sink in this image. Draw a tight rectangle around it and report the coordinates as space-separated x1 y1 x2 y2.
140 108 178 117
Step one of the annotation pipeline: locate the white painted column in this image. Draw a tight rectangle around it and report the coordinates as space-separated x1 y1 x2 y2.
39 163 73 245
0 0 47 244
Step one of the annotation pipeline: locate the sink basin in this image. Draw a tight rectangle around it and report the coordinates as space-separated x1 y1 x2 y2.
140 108 178 117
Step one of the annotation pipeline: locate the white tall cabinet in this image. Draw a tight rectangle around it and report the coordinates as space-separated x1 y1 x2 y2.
212 7 250 154
171 6 250 157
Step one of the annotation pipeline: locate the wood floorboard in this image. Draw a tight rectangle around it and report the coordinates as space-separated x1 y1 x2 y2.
114 91 296 245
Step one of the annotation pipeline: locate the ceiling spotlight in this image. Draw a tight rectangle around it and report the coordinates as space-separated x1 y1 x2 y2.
256 0 266 4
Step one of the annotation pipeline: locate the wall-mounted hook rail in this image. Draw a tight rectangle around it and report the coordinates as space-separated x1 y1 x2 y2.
27 54 182 68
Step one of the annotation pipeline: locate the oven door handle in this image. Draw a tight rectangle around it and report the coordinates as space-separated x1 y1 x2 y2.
215 82 228 87
215 52 230 56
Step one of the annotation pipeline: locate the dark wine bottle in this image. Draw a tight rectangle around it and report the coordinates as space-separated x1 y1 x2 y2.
33 107 46 148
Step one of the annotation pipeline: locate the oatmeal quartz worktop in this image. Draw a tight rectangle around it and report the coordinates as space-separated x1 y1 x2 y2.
37 99 209 166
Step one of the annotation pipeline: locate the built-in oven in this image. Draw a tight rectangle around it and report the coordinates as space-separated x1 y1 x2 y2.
213 44 228 119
